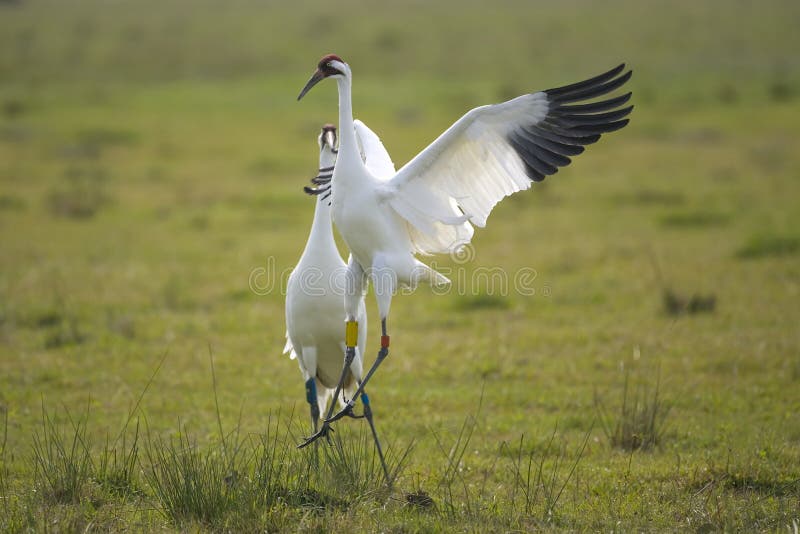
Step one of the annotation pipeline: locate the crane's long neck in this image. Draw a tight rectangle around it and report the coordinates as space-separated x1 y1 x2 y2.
302 149 339 260
335 74 362 165
303 195 336 256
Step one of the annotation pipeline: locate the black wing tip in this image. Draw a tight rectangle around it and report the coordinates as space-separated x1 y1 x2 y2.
612 118 630 131
582 134 602 144
616 104 635 116
552 92 633 115
545 63 633 99
608 63 626 79
614 64 632 80
617 69 633 85
570 118 631 136
508 63 633 183
609 63 630 77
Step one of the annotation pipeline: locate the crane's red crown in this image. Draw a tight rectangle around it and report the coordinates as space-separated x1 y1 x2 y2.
318 54 345 76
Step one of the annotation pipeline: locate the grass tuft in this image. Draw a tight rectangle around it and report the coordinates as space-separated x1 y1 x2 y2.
595 360 671 451
503 426 592 525
95 420 142 497
29 402 93 504
318 424 408 498
431 414 480 519
140 350 415 528
736 234 800 259
143 422 246 527
249 412 303 508
142 412 413 528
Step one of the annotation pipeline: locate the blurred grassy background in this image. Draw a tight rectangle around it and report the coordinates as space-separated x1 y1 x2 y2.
1 0 799 529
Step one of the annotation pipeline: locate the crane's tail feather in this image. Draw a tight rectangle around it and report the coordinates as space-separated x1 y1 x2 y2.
413 260 451 288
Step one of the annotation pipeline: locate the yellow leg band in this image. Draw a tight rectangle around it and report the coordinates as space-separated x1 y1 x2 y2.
345 321 358 347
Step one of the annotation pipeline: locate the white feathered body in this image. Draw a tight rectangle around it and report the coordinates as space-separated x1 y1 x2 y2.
331 159 421 288
284 143 366 416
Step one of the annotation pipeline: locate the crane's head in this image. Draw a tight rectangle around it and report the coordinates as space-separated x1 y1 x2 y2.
297 54 347 101
318 123 337 153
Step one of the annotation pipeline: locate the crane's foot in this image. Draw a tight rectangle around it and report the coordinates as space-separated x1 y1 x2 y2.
297 422 334 449
325 400 357 424
324 401 365 424
340 402 365 419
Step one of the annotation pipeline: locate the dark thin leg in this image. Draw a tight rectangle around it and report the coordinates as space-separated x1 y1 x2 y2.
305 377 320 434
360 388 391 487
298 346 355 448
327 318 389 424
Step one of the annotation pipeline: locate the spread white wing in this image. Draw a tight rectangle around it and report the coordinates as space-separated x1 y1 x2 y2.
380 64 633 255
354 119 396 179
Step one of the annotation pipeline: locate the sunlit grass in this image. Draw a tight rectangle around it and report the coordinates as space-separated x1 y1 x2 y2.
1 0 799 530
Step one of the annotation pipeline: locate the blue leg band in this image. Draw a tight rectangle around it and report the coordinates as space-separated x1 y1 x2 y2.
305 377 317 406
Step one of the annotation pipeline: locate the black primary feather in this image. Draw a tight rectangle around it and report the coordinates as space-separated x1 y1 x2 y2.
507 64 633 182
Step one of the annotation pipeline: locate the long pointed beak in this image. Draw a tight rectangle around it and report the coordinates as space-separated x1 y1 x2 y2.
297 69 324 101
322 130 336 150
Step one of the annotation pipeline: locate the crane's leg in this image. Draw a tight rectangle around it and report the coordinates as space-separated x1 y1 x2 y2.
304 377 319 434
298 258 366 448
328 260 394 425
359 385 392 487
326 317 390 424
297 346 355 448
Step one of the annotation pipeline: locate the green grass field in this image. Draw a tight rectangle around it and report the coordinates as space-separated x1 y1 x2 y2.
1 0 799 531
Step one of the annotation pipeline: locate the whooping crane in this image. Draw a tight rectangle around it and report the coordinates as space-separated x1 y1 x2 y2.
285 123 397 481
296 54 632 446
